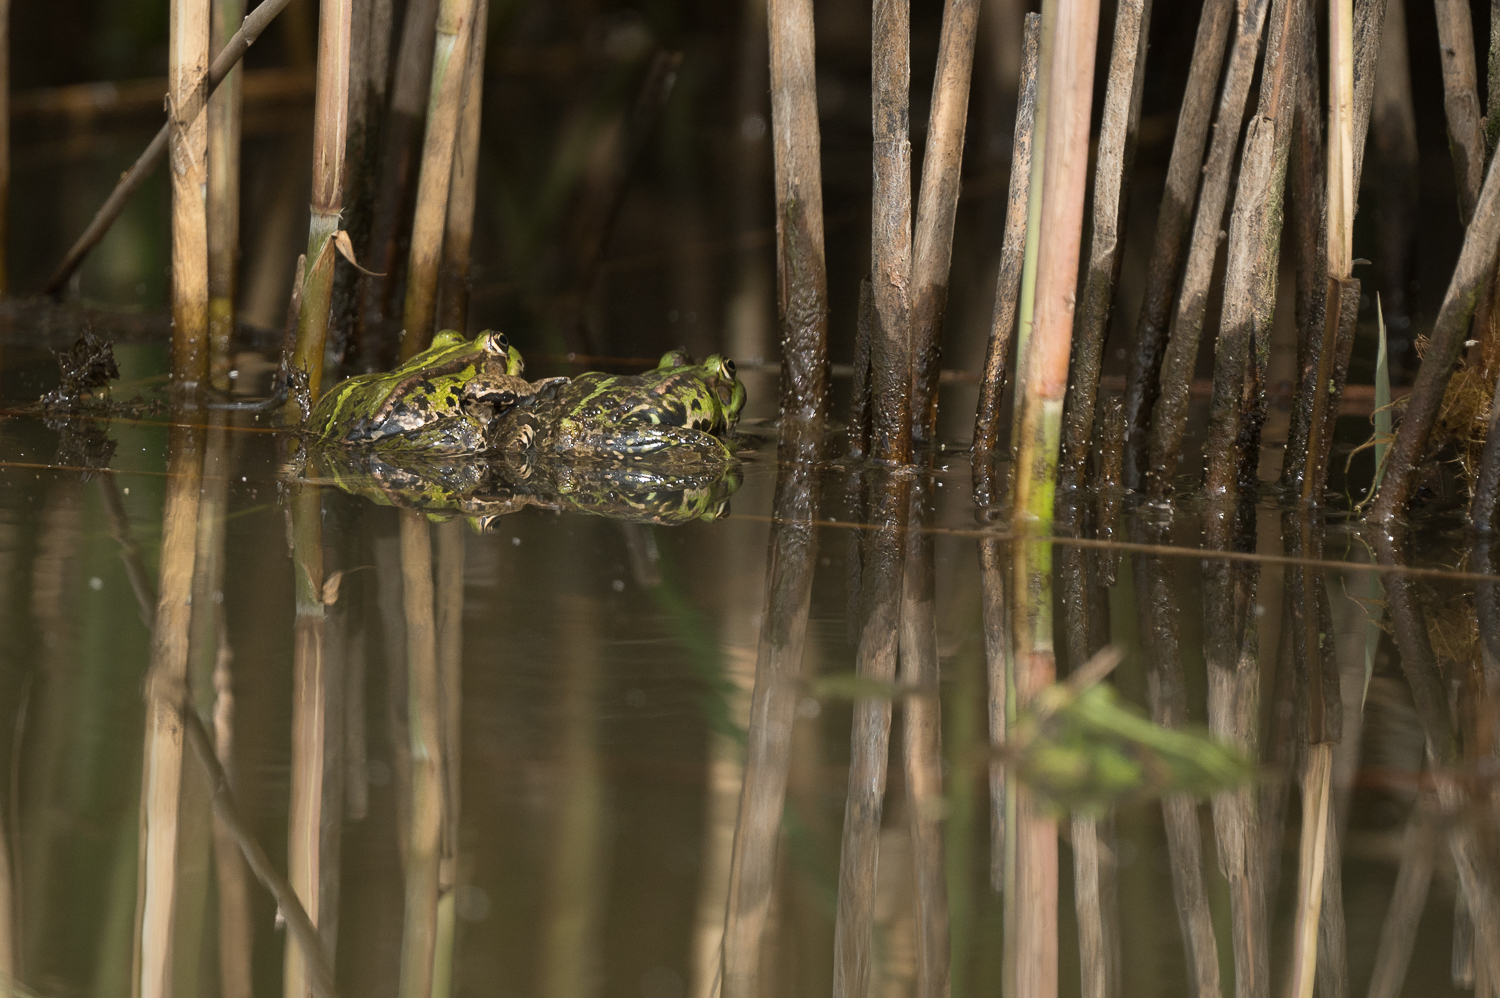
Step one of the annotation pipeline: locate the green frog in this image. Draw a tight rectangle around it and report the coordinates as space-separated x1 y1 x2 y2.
305 329 540 455
493 350 746 468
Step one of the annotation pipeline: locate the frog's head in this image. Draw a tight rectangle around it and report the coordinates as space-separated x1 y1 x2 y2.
702 355 746 430
656 349 692 370
476 330 524 375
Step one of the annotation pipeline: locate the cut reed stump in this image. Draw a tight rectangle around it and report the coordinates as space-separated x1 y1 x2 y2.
1119 0 1235 488
909 0 980 445
43 0 298 298
288 0 354 412
400 0 478 360
767 0 829 424
1058 0 1151 492
168 0 211 389
207 0 245 390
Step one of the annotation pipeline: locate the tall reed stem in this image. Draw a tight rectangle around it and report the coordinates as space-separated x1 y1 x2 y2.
437 0 487 332
400 0 478 360
207 0 244 390
909 0 980 444
289 0 354 411
1436 0 1485 222
767 0 829 423
169 0 211 389
0 0 10 297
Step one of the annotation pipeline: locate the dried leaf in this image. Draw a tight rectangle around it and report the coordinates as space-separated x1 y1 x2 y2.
334 230 384 276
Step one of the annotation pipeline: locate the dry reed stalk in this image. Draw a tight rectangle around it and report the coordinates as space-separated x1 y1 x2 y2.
437 0 487 332
1287 744 1333 998
207 0 244 390
135 422 206 998
168 0 211 389
0 0 10 297
1363 804 1437 998
1203 0 1303 496
1119 0 1235 488
1144 0 1271 496
1057 0 1151 492
360 0 437 345
397 510 443 998
285 485 336 998
1008 0 1053 451
898 484 949 998
399 0 478 360
720 425 821 998
1302 279 1360 499
183 710 341 998
1373 146 1500 521
848 277 876 457
868 0 913 464
288 0 354 410
1372 0 1416 319
767 0 829 423
42 0 297 297
909 0 980 444
211 635 252 998
831 472 909 998
1436 0 1486 222
971 13 1039 470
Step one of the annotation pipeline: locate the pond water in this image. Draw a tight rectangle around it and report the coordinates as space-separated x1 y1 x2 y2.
0 332 1489 998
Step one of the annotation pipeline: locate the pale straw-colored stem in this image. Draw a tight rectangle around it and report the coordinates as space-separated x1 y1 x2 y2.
207 0 244 390
168 0 211 390
438 0 487 332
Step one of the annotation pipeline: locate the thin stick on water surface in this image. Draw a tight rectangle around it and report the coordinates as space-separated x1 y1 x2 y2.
1119 0 1235 488
207 0 245 390
437 0 488 332
399 0 479 360
1058 0 1151 492
1144 0 1272 496
971 13 1039 470
167 0 210 388
909 0 981 444
42 0 298 297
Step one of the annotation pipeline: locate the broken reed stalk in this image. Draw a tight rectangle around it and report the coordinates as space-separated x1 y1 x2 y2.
867 0 914 464
1058 0 1151 492
397 511 443 998
1435 0 1485 223
909 0 980 445
168 0 211 389
136 423 206 998
1145 0 1271 496
437 0 488 332
1119 0 1236 488
971 13 1039 473
1203 0 1303 496
207 0 245 391
361 0 438 341
1288 743 1334 998
184 709 341 998
720 425 821 998
1373 139 1500 520
1010 5 1098 997
43 0 297 297
287 0 354 411
400 0 478 360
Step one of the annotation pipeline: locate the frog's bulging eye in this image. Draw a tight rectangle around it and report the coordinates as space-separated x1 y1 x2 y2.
723 358 737 378
480 330 510 355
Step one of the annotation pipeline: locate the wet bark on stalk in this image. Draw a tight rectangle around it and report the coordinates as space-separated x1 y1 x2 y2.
768 0 829 425
1058 0 1151 493
1436 0 1486 223
168 0 211 390
868 0 914 465
360 0 437 358
1303 278 1360 501
721 423 821 998
400 0 478 360
1204 0 1302 497
909 0 981 445
1373 145 1500 521
1119 0 1235 489
1145 0 1272 497
976 526 1008 893
848 277 876 458
1279 15 1326 492
437 0 487 332
831 470 909 998
1094 397 1124 583
1471 366 1500 527
42 0 298 298
207 0 244 390
971 13 1039 472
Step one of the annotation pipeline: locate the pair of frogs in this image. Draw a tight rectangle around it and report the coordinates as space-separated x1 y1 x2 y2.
303 330 746 524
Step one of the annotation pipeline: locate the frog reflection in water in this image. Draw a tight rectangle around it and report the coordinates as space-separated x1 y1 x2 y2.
305 339 746 523
305 329 535 455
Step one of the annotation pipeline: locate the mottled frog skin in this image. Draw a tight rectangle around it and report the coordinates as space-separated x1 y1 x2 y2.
305 329 530 455
493 350 746 468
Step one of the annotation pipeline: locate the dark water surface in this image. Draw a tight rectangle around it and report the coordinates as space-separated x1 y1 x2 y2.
0 336 1489 998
